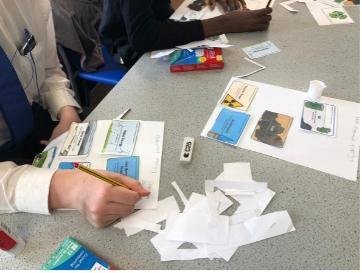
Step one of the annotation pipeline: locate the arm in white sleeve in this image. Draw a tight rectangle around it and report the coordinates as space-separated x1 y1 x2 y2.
41 9 81 120
0 162 56 214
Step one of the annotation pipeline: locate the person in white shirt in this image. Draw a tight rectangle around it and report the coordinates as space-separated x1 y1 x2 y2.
0 0 149 228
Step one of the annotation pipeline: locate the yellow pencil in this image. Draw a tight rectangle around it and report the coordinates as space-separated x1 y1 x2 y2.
75 163 130 189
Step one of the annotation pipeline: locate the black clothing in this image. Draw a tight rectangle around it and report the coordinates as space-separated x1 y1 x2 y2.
99 0 205 67
51 0 104 72
0 103 57 165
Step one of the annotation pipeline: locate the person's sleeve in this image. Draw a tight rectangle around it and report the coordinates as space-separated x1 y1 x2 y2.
41 9 81 120
0 162 56 214
120 0 205 53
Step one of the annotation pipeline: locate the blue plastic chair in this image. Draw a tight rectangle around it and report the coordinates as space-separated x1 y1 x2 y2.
78 46 126 86
57 45 127 106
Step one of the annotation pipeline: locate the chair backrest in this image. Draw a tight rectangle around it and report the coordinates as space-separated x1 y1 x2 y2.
78 46 127 86
58 43 127 86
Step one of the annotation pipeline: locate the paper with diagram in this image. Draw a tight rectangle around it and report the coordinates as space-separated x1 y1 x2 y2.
201 78 360 181
38 120 165 209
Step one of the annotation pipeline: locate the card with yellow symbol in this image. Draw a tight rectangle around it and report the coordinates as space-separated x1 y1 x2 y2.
220 81 258 111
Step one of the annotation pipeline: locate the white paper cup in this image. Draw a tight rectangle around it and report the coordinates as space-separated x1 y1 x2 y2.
307 80 326 101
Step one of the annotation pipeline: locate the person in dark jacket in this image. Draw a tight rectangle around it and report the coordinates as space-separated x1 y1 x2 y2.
99 0 272 67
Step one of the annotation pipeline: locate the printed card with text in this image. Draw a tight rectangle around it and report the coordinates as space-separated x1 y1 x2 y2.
106 156 140 180
300 100 336 136
220 81 258 111
102 120 140 155
207 108 250 145
242 41 280 59
59 122 97 156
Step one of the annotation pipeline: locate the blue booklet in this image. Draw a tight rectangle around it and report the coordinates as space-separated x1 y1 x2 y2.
106 156 140 180
207 108 250 145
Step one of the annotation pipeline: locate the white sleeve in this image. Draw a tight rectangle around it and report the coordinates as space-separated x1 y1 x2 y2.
41 9 81 120
0 162 56 214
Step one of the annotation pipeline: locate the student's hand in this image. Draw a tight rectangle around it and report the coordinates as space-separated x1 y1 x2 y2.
40 106 81 146
202 8 272 36
49 169 150 228
223 8 272 32
209 0 242 12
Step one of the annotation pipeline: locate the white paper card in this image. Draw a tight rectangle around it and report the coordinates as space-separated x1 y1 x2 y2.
305 0 354 25
242 41 280 59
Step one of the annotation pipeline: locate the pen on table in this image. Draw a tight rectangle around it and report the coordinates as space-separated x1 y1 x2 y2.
75 163 130 189
266 0 272 8
115 108 131 120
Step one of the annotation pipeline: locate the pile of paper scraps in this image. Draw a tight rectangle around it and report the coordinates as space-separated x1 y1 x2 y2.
114 162 295 262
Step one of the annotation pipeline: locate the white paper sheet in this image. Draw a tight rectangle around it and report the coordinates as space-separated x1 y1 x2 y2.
245 0 276 9
305 0 354 25
201 78 360 181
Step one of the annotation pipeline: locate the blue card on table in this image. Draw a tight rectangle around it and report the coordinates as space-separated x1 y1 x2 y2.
106 156 140 180
207 108 250 145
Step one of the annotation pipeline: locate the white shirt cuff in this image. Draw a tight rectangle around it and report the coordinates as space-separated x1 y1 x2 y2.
14 167 56 214
43 88 81 120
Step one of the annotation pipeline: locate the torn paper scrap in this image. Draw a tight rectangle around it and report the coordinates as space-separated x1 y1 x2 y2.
216 162 253 181
280 0 300 12
114 196 179 236
123 219 161 236
184 191 232 215
205 180 268 193
233 188 275 215
165 211 230 244
243 210 296 242
171 181 188 206
150 213 209 261
150 49 176 59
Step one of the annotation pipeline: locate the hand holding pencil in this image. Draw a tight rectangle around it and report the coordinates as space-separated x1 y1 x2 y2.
49 167 150 228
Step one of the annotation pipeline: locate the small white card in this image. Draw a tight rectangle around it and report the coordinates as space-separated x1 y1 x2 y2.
59 122 96 156
101 120 140 155
242 41 280 59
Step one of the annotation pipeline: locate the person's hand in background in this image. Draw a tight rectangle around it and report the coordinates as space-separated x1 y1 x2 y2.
40 105 81 146
202 7 272 36
49 169 150 228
